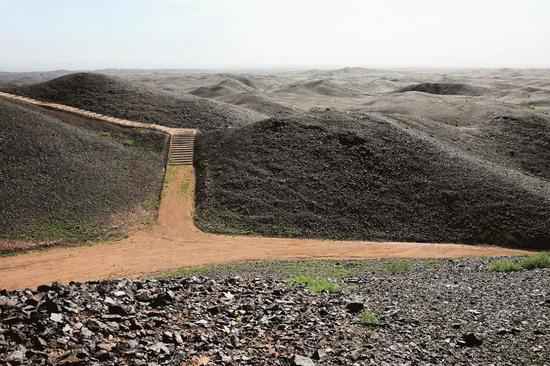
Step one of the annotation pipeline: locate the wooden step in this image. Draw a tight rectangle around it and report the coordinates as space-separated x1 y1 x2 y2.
167 133 196 166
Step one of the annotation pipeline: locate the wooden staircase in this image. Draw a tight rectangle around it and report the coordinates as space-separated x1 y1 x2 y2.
168 130 197 166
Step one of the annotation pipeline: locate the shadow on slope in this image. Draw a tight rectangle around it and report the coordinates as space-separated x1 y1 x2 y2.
11 73 266 131
195 112 550 249
0 99 166 250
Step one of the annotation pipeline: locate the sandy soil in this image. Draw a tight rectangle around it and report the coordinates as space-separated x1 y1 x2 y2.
0 166 528 290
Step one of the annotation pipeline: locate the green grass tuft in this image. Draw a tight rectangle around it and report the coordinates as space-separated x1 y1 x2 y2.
359 309 380 327
164 167 177 185
382 261 412 273
489 253 550 272
520 252 550 270
155 266 211 279
0 251 18 257
23 220 100 242
181 180 191 194
290 275 339 294
488 259 523 272
142 197 160 211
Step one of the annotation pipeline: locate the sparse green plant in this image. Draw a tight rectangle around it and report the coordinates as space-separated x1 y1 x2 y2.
164 167 177 185
0 251 17 257
520 252 550 270
155 266 211 279
151 260 439 290
359 309 380 327
181 180 190 194
290 275 339 294
24 220 99 241
488 253 550 272
268 225 303 237
421 259 442 270
281 261 353 279
488 259 522 272
142 197 160 211
382 261 412 273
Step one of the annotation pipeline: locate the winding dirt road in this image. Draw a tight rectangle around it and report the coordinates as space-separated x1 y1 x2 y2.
0 167 528 290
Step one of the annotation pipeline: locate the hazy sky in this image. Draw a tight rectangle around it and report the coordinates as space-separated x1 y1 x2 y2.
1 0 549 71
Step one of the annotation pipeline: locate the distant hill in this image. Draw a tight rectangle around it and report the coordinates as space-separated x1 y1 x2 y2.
276 79 360 97
219 92 298 117
191 78 255 98
195 111 550 249
216 73 258 89
358 91 550 182
11 73 266 131
190 78 298 116
0 99 166 250
0 70 73 87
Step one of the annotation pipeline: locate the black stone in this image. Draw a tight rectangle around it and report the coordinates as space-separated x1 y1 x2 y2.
346 302 364 314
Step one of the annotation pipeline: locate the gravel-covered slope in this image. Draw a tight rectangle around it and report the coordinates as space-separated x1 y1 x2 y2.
0 99 166 247
10 73 266 131
484 114 550 180
195 111 550 248
0 259 548 365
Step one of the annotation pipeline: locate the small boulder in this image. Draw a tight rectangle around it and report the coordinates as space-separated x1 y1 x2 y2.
7 345 26 364
346 301 364 314
50 313 63 323
459 333 483 347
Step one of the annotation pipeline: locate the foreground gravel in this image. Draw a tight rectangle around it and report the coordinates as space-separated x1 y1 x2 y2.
0 259 549 365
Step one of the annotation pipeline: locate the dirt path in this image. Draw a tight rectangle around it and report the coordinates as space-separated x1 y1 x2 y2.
0 167 528 290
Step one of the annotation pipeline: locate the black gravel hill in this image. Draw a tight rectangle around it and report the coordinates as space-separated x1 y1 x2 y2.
398 82 487 96
195 112 550 248
9 73 266 131
0 99 166 249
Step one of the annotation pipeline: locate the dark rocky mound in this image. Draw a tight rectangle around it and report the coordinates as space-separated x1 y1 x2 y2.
196 112 550 248
190 78 254 99
277 79 359 97
472 114 550 180
398 82 487 96
1 259 549 365
0 99 166 248
388 111 550 181
11 73 266 131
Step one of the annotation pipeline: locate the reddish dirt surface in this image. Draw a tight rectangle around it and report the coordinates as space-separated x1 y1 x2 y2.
0 167 529 290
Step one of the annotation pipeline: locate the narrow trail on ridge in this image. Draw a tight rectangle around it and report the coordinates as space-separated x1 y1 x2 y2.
0 166 529 290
